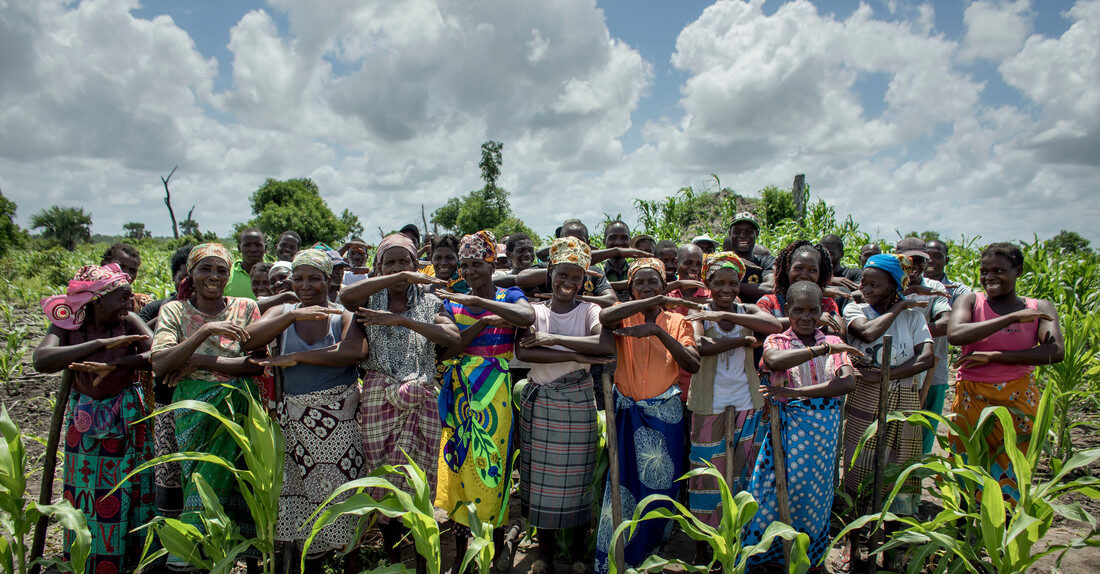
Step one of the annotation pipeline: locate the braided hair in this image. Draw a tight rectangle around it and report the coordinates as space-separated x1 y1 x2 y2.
773 240 834 295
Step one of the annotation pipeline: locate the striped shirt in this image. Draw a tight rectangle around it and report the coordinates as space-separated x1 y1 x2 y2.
444 287 527 359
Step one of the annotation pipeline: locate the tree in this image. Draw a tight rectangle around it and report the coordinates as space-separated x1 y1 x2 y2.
31 206 92 251
0 189 22 257
180 206 200 238
238 178 350 247
430 140 534 238
123 222 151 240
760 185 796 229
162 165 180 239
1046 230 1091 254
904 230 942 243
339 209 363 242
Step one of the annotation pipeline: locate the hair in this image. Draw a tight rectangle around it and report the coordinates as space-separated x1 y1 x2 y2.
655 239 678 254
238 227 264 241
603 219 629 238
505 232 532 254
819 234 844 252
773 240 834 294
676 242 702 261
560 219 589 242
100 243 140 265
786 280 823 304
169 245 194 278
431 234 460 254
250 262 273 278
981 242 1024 270
278 230 301 244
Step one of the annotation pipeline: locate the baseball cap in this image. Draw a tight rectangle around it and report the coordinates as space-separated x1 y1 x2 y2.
730 212 759 229
692 234 718 248
895 236 930 260
630 234 656 248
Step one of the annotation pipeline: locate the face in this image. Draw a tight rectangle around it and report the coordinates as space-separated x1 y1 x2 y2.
729 222 758 254
788 250 820 285
432 247 458 280
706 268 741 308
111 252 141 282
172 267 189 291
190 257 231 300
859 267 895 307
657 248 678 277
347 247 368 268
380 248 416 278
238 232 266 266
459 258 494 290
630 268 664 300
250 271 272 297
276 236 300 261
291 266 329 306
905 255 927 285
550 264 585 302
604 224 631 250
94 285 134 323
676 247 704 281
926 243 948 278
269 269 291 293
696 242 716 255
787 294 823 337
330 265 346 295
859 244 881 268
635 238 656 255
979 253 1020 298
822 243 843 269
508 240 535 272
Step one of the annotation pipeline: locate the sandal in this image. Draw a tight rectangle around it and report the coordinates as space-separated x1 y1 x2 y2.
831 549 853 573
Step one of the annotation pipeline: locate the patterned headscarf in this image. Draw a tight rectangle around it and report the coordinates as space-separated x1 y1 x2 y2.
292 249 333 277
375 233 418 268
628 257 666 284
269 261 292 276
41 264 131 330
186 243 232 273
548 236 591 270
865 254 911 296
458 230 497 263
702 251 746 282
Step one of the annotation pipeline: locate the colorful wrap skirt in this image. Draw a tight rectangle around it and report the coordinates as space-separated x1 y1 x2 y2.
687 407 765 527
843 380 923 515
360 370 442 504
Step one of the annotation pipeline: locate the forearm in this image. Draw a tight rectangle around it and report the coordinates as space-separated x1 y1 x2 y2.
470 299 535 326
788 373 856 398
928 315 949 338
849 302 906 343
514 347 592 364
699 309 783 334
600 298 660 326
579 292 617 309
257 292 298 314
515 269 547 288
947 315 1018 346
589 248 615 264
282 345 362 368
108 352 151 370
150 330 210 376
763 345 828 371
983 344 1064 366
339 274 405 309
737 282 769 302
657 330 699 373
34 340 107 372
889 354 934 381
492 274 518 288
439 320 488 360
241 313 295 352
397 317 460 348
191 354 264 377
537 333 611 355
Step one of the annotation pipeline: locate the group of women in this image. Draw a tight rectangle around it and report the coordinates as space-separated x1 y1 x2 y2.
32 218 1064 574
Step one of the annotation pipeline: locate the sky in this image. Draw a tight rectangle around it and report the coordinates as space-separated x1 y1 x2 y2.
1 0 1098 245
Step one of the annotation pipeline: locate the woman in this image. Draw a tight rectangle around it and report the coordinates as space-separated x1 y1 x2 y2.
514 237 615 574
241 249 367 570
150 243 264 565
743 281 860 568
594 258 701 574
338 233 459 572
841 254 933 567
433 230 535 564
430 234 470 294
34 264 155 572
756 240 845 335
947 242 1063 501
680 252 780 557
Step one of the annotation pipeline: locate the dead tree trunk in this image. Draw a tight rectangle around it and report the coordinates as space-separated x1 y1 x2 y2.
421 204 429 236
162 165 179 239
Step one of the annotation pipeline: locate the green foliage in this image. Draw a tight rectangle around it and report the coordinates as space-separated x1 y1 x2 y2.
122 222 151 240
339 209 364 241
0 191 23 259
1046 230 1092 255
903 230 942 243
0 304 29 395
634 176 758 241
0 405 91 574
1041 313 1100 459
458 502 495 574
760 185 798 229
30 206 92 251
240 178 352 247
430 141 534 238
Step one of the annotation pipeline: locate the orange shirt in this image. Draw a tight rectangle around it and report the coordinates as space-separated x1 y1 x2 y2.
613 309 697 401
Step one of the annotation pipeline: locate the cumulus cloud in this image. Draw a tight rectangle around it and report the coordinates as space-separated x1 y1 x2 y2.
960 0 1033 62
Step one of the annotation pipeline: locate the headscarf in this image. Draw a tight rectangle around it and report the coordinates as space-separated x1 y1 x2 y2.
375 233 418 268
548 236 591 270
178 243 233 300
458 230 497 263
628 257 666 284
339 239 370 256
291 249 333 277
702 251 746 282
41 264 131 330
864 254 911 296
269 261 292 276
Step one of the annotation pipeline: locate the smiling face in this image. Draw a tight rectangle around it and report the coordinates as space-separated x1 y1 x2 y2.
905 255 927 286
269 269 291 293
238 231 266 267
276 236 300 262
859 267 896 308
431 246 458 280
728 222 758 256
190 257 231 301
788 249 821 285
93 285 134 324
979 252 1020 298
110 251 141 282
291 265 329 306
706 267 741 309
630 268 664 300
508 240 535 272
550 263 585 303
250 269 272 297
459 258 494 291
926 241 949 278
676 244 704 281
657 247 678 278
787 292 822 337
604 223 631 250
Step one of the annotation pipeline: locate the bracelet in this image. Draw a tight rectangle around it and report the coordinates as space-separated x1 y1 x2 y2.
823 342 833 356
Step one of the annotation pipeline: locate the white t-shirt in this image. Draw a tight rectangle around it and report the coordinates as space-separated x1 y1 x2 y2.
527 301 602 385
843 302 932 388
705 316 754 412
906 277 952 386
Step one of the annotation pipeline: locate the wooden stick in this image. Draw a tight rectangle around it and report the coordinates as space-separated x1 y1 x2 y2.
724 405 736 489
601 371 625 573
870 334 894 569
30 370 74 574
769 400 794 567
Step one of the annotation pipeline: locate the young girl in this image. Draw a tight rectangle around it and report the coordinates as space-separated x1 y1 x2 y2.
756 240 845 335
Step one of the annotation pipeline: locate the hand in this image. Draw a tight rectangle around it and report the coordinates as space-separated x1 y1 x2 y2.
435 290 477 306
102 334 148 349
165 364 196 388
1012 308 1054 324
830 276 860 292
824 287 853 300
954 351 994 370
200 321 250 342
660 296 704 311
349 267 371 274
273 280 294 295
741 336 760 348
585 268 603 278
674 279 707 291
826 343 866 361
901 299 930 310
619 248 654 259
291 305 342 322
856 365 881 384
684 310 726 323
817 314 844 335
68 361 115 386
519 331 558 348
251 354 299 368
531 293 553 300
401 271 447 287
614 324 662 338
355 308 406 327
573 353 615 365
479 314 515 328
904 284 949 298
761 384 796 399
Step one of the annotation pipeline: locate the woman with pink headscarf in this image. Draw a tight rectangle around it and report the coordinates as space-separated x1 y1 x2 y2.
33 264 156 572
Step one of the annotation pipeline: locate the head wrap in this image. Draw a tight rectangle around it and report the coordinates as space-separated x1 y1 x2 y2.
186 243 232 273
339 239 370 256
269 261 292 276
458 230 497 263
702 251 746 282
548 237 591 270
864 254 911 296
628 257 666 284
375 233 418 268
41 264 131 330
291 249 333 277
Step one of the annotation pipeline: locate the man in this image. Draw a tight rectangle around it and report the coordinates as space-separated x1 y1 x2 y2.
339 239 371 286
101 243 152 312
924 240 972 306
727 212 775 302
896 237 952 455
275 231 301 262
691 234 718 254
631 234 657 255
226 228 267 298
858 243 881 268
819 234 862 291
655 240 679 282
602 221 634 302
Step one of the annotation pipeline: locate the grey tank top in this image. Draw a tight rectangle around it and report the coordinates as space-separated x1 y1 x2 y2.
279 303 357 395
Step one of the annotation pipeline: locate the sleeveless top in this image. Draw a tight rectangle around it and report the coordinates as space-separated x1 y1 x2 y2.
958 293 1040 383
279 303 357 395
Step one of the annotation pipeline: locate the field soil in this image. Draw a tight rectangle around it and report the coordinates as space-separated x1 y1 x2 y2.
4 305 1098 573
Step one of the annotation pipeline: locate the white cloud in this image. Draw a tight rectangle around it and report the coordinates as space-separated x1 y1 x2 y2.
960 0 1033 62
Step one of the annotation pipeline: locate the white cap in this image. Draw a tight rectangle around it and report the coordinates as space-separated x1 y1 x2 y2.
692 234 717 247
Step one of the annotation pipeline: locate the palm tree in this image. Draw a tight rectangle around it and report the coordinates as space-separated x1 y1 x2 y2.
31 206 92 251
